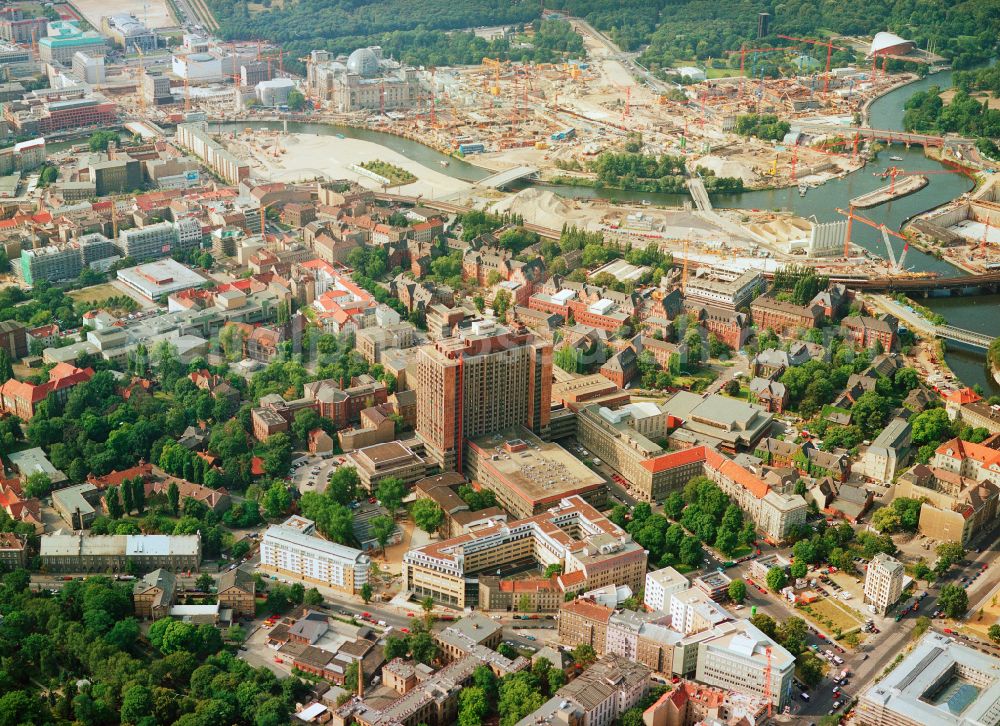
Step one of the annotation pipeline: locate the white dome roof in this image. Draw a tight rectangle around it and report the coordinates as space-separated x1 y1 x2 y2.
870 32 915 56
347 48 380 77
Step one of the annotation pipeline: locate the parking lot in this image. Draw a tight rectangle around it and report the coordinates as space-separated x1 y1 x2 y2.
289 453 342 495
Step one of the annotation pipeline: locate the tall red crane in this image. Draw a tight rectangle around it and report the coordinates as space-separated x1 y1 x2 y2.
836 206 908 264
777 35 847 94
763 646 773 717
879 166 966 195
726 45 792 97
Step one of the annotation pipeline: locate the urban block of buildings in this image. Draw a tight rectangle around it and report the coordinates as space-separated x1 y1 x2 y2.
893 436 1000 544
402 495 646 608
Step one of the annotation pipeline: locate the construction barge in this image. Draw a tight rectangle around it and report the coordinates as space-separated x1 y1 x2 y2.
850 174 929 209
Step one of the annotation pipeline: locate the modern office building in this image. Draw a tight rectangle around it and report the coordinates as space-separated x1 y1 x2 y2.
259 515 370 595
858 632 1000 726
89 157 142 196
4 95 118 136
669 587 732 636
40 532 201 572
416 320 552 471
116 218 202 260
403 496 646 608
175 122 250 184
694 620 795 710
344 440 428 491
863 553 904 615
683 268 762 310
464 426 606 519
72 51 106 84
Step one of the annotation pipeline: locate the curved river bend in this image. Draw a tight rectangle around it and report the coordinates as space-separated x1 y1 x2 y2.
218 69 999 391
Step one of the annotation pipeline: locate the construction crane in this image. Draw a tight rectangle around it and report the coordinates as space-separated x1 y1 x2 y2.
777 35 847 94
763 646 773 718
184 78 191 113
836 206 909 266
726 45 792 97
879 166 966 195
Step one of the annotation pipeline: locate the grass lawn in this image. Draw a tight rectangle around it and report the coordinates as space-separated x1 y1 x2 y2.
68 283 123 304
726 545 752 560
673 369 719 392
799 596 864 636
721 385 751 400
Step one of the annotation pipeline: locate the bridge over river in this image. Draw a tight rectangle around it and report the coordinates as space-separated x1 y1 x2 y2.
373 192 1000 299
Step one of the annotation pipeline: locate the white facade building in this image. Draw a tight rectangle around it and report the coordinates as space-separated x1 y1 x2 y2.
260 516 370 594
644 566 689 612
863 553 904 615
695 620 795 710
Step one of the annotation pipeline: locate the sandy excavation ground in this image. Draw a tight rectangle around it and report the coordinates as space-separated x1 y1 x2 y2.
241 133 473 199
73 0 176 28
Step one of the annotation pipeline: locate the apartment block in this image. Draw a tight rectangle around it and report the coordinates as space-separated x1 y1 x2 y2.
18 234 116 285
644 566 689 612
863 553 904 615
176 123 250 185
259 516 370 595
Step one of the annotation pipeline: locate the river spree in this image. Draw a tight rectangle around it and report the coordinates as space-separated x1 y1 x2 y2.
220 68 997 390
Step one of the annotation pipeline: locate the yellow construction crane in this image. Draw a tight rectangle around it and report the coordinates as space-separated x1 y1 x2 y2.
184 77 191 113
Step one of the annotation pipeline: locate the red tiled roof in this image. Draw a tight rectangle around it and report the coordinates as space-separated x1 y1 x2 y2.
943 387 981 405
640 445 708 473
560 596 612 622
935 436 1000 469
88 463 153 489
